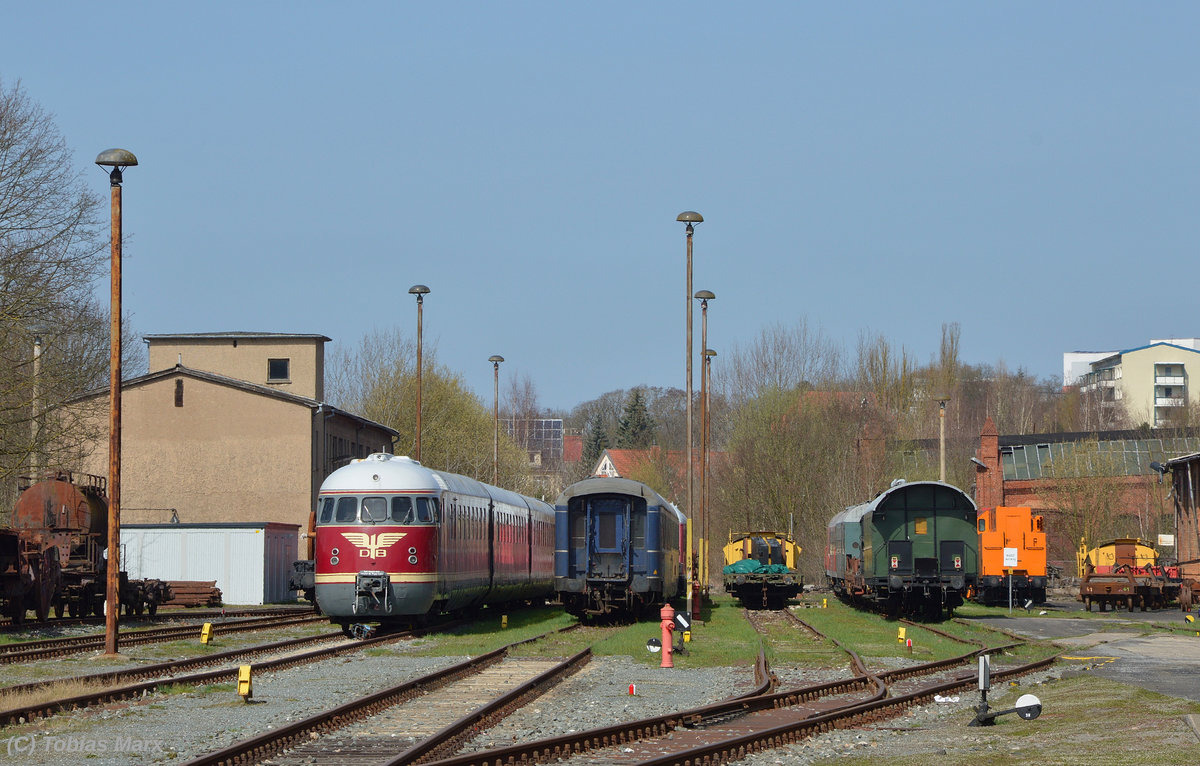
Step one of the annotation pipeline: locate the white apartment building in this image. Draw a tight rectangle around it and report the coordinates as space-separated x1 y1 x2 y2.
1076 340 1200 427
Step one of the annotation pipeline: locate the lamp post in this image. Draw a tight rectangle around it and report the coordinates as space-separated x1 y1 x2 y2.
96 148 137 656
408 285 430 462
676 211 702 619
694 290 714 591
31 333 43 479
937 396 950 483
489 355 504 485
704 347 716 583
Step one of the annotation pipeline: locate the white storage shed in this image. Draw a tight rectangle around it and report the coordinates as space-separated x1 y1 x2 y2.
120 522 300 605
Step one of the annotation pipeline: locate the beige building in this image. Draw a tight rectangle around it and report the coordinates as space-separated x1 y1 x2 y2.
69 333 395 557
1080 340 1200 427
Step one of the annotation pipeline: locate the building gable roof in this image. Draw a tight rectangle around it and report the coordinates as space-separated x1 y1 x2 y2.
1095 341 1200 368
72 364 397 436
143 332 332 342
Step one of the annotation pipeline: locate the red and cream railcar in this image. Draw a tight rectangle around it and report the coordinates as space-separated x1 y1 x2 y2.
313 453 553 630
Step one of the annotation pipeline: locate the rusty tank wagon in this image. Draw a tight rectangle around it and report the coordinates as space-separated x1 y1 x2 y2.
1 472 170 623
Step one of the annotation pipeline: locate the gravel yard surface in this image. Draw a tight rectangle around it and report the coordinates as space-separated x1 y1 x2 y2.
4 609 1197 766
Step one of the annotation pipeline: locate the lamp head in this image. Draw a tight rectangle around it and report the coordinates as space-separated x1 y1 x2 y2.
694 289 715 302
408 284 430 296
95 148 138 186
489 355 504 365
676 210 703 234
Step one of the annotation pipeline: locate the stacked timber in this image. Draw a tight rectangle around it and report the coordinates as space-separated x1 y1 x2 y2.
164 580 222 607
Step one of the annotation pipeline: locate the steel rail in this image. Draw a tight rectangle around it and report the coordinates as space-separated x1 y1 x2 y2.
177 625 581 766
0 604 317 632
0 613 327 663
635 654 1058 766
378 647 593 766
417 619 1019 766
0 630 347 700
0 624 435 727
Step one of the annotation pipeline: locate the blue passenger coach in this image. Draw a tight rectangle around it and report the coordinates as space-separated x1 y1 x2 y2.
554 477 685 619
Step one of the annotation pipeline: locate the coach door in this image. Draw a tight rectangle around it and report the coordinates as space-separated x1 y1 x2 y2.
588 496 629 580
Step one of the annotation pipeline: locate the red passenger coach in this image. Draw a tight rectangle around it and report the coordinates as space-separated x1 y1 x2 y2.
313 453 553 631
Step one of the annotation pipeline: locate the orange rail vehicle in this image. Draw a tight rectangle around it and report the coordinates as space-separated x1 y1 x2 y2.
975 506 1047 606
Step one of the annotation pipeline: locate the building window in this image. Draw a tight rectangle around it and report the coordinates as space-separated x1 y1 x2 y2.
268 358 290 382
175 379 184 407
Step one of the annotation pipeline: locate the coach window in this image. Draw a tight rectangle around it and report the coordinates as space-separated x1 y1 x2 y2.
362 497 388 523
335 497 357 523
391 497 414 523
914 517 928 535
318 498 334 524
978 519 986 533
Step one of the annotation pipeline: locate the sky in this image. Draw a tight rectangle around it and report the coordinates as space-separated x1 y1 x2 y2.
4 3 1198 412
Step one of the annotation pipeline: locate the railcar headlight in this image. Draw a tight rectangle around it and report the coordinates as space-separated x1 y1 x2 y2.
408 555 418 564
332 547 340 556
330 556 339 565
408 547 417 555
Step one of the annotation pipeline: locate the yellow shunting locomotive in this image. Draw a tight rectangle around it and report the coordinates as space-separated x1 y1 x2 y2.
722 531 803 610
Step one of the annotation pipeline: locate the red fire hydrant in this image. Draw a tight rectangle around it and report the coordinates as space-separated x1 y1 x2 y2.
660 603 676 668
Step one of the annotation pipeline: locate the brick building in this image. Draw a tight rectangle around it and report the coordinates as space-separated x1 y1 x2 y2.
971 417 1200 570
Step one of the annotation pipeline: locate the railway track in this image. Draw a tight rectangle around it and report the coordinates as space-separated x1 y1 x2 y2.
0 613 328 664
179 626 589 766
0 621 455 727
0 604 317 632
407 608 1053 766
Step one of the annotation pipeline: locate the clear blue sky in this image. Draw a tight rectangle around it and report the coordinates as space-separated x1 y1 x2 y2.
5 3 1197 411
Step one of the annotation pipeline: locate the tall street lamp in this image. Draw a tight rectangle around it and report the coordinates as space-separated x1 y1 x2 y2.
676 210 702 619
96 148 137 656
695 290 714 591
408 285 430 462
31 333 43 478
704 347 716 586
937 396 950 483
489 355 504 485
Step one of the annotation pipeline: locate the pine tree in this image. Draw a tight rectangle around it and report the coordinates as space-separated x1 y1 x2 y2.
616 389 656 448
581 414 609 472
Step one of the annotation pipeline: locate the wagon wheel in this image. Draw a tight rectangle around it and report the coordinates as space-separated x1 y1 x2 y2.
7 593 26 626
34 548 61 622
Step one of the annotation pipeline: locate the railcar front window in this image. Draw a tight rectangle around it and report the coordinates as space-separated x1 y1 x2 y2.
391 497 414 523
416 497 438 523
362 497 388 523
335 497 357 523
318 498 334 524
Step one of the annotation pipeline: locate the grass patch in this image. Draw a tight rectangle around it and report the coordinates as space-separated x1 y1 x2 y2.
0 678 115 711
404 605 575 657
793 598 973 662
836 674 1200 766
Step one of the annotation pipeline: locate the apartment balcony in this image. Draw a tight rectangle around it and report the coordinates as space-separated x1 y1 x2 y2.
1156 375 1186 386
1156 396 1186 407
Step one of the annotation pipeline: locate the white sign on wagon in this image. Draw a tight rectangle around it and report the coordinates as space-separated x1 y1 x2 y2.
1003 547 1019 567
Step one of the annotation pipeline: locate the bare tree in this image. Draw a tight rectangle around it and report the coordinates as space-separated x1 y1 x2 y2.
1 79 113 510
1040 438 1139 554
714 320 843 407
326 328 533 490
